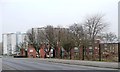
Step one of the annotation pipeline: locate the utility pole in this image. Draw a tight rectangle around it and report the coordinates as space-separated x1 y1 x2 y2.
118 1 120 66
2 34 4 55
118 42 120 69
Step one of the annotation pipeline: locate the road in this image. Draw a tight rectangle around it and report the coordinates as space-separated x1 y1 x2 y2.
2 58 118 71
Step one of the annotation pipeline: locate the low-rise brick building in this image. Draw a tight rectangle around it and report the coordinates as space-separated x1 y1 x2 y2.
100 43 118 61
39 44 46 58
20 48 26 56
27 44 37 58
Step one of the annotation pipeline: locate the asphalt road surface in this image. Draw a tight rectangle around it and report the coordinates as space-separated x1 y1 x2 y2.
2 58 118 71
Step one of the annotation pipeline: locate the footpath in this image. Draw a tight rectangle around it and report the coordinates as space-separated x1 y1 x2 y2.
37 58 119 69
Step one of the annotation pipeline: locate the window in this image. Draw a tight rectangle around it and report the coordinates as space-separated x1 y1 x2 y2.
104 44 107 47
89 47 92 49
30 50 33 52
95 47 98 49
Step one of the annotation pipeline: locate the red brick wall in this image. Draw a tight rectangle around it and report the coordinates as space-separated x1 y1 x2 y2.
79 46 83 60
39 44 45 58
56 47 61 58
27 45 37 58
93 40 100 60
20 48 25 56
70 48 74 59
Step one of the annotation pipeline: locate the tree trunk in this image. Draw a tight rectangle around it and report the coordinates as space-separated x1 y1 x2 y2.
92 40 95 61
82 45 84 60
99 44 101 61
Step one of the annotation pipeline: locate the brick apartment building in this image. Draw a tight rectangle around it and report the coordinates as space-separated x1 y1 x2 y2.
27 44 37 58
39 44 46 58
20 48 26 56
19 39 118 62
100 43 118 61
69 41 118 61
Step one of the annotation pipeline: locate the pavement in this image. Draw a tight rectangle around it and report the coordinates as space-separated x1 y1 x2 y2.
35 58 119 69
2 58 118 71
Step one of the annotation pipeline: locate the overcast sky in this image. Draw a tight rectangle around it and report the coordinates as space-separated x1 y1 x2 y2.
0 0 119 42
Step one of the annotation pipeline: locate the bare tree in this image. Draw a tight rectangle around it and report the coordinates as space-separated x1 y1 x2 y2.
26 28 41 56
69 23 91 60
26 29 35 44
15 42 26 55
84 14 107 41
101 32 118 61
101 32 118 43
44 25 55 46
83 14 107 60
69 23 84 46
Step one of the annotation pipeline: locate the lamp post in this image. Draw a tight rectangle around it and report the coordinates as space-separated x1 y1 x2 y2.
118 1 120 63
